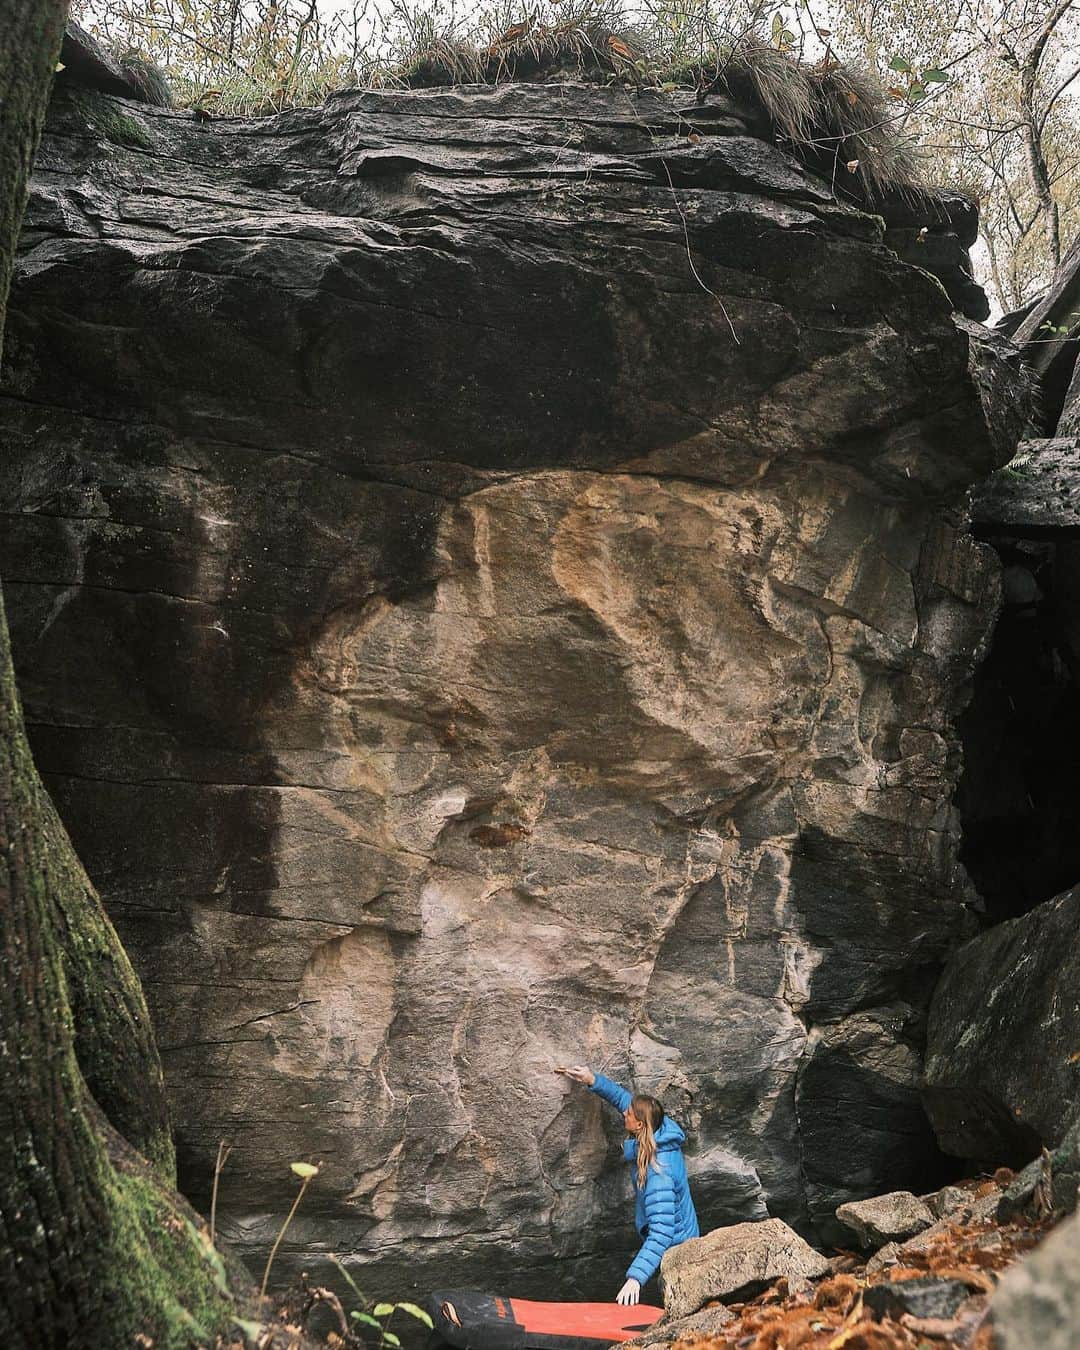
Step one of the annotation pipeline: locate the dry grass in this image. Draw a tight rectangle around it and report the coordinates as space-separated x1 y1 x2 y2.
74 0 925 197
390 22 924 199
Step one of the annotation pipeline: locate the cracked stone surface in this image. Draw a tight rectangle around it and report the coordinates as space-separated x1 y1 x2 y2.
0 76 1021 1297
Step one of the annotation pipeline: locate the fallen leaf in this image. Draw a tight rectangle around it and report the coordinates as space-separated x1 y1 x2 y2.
495 21 531 43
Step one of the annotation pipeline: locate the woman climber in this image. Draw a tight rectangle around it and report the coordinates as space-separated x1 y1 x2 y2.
559 1066 700 1306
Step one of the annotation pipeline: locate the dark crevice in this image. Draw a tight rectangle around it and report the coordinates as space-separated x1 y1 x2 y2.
957 531 1080 923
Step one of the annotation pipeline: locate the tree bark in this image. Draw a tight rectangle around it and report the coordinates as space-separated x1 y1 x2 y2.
1018 0 1073 271
0 4 241 1343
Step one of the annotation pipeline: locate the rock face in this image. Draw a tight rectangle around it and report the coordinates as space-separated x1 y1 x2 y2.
0 71 1019 1294
923 886 1080 1167
659 1219 829 1316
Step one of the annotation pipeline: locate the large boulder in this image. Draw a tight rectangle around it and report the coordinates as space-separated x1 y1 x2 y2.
58 21 171 104
923 886 1080 1167
0 73 1021 1293
659 1219 829 1317
990 1211 1080 1349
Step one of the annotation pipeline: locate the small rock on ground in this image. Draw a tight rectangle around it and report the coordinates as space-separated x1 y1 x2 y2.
863 1276 971 1321
835 1191 935 1249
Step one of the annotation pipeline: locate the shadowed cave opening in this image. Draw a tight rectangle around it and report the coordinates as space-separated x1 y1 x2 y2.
957 531 1080 923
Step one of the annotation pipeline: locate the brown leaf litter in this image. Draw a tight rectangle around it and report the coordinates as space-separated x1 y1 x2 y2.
662 1186 1056 1350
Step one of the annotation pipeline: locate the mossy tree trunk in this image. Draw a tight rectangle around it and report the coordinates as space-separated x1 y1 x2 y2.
0 5 239 1343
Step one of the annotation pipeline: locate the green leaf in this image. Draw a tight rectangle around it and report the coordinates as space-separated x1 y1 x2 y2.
382 1334 402 1346
395 1303 435 1329
373 1304 396 1317
888 55 912 73
232 1317 266 1342
907 82 926 100
329 1255 366 1304
352 1313 383 1328
923 68 948 83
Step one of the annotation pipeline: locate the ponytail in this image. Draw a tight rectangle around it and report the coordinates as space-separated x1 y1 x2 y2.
632 1095 665 1191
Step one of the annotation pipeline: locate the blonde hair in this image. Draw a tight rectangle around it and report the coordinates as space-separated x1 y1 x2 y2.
632 1095 665 1191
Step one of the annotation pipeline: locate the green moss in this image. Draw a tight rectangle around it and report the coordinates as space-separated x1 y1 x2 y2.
3 584 235 1344
42 785 177 1178
102 1170 237 1348
68 89 153 148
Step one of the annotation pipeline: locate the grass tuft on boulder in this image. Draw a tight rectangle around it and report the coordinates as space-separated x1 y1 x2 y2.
394 22 922 200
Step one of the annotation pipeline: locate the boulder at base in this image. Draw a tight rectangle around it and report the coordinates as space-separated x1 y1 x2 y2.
624 1305 734 1349
834 1191 935 1250
990 1210 1080 1349
659 1219 829 1318
923 885 1080 1167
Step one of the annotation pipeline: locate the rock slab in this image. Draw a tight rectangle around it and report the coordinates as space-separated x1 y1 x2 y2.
923 885 1080 1167
659 1219 829 1316
969 438 1080 535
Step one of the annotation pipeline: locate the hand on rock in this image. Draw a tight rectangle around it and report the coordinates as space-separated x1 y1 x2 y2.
616 1279 640 1307
559 1065 595 1086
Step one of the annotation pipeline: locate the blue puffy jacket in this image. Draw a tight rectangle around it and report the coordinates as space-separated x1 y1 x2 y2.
590 1074 700 1286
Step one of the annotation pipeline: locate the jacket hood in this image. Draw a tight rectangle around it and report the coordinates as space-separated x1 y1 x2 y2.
622 1115 686 1161
655 1116 686 1148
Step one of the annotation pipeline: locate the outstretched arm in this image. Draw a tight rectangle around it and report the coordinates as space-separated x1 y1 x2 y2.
625 1173 677 1286
562 1066 632 1113
590 1072 632 1114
